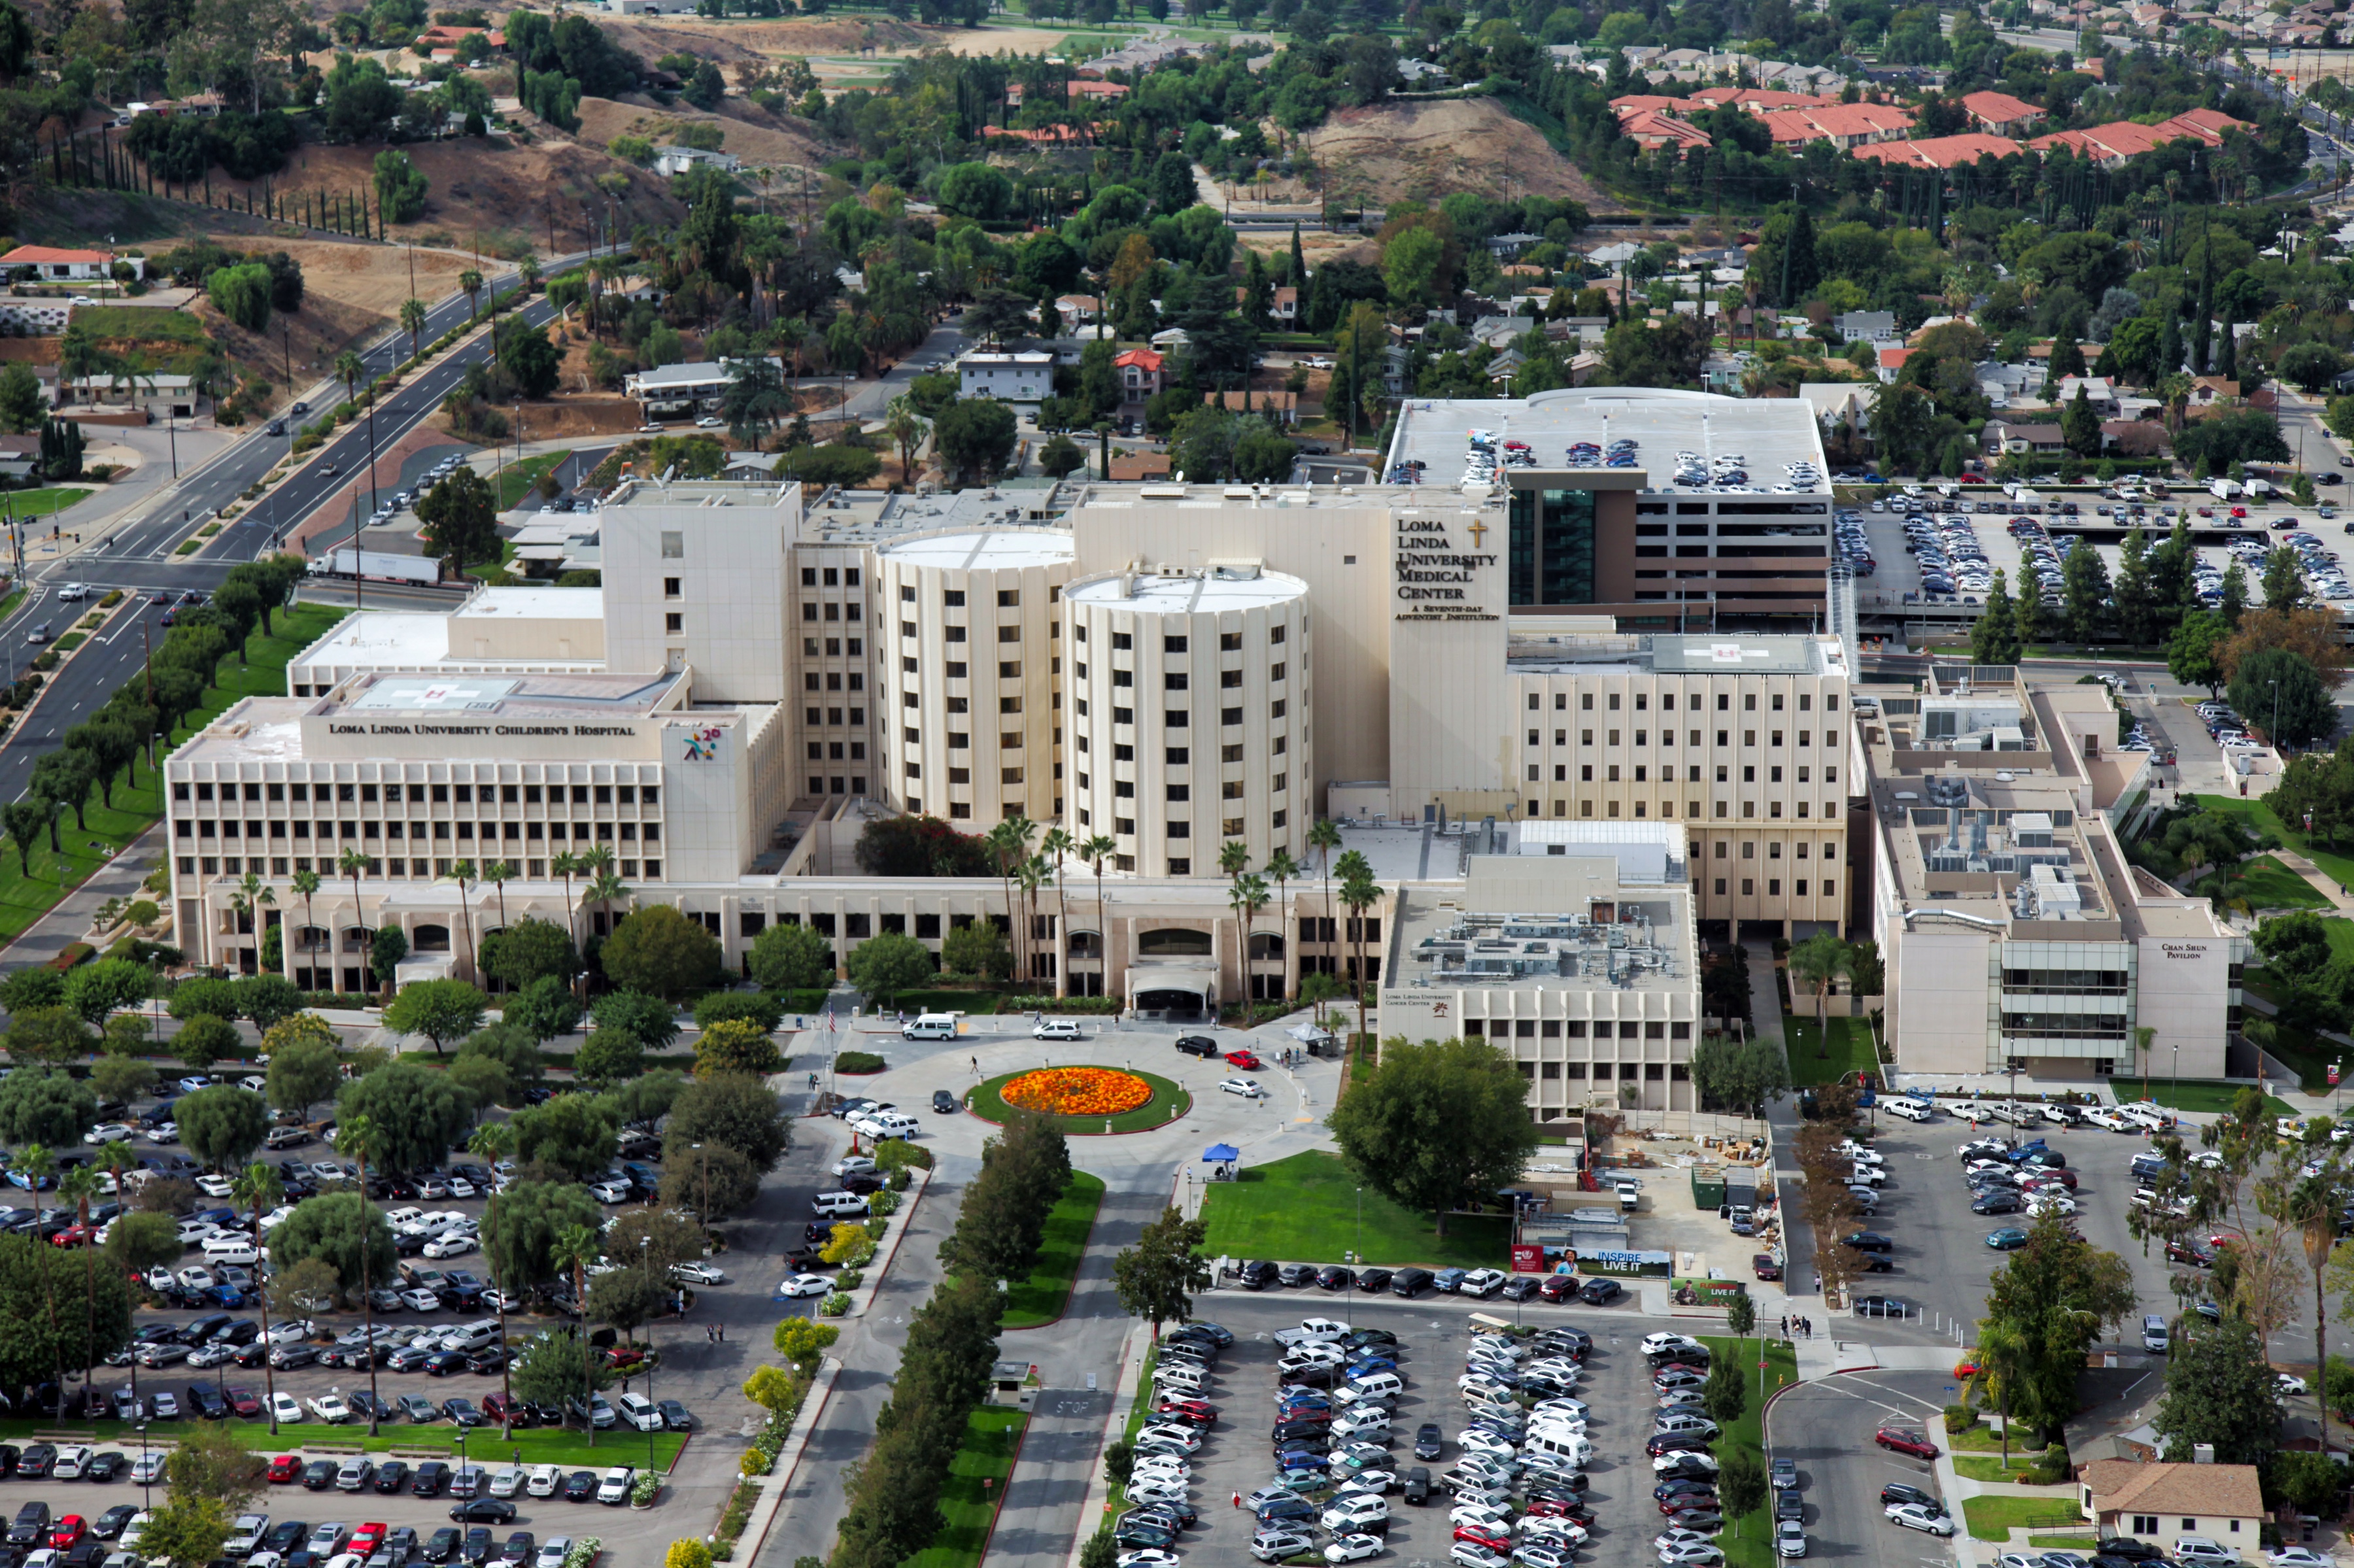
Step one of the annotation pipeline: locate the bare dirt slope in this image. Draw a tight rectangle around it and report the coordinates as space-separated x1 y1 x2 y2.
600 13 1069 58
1301 99 1609 205
572 95 841 177
247 237 479 317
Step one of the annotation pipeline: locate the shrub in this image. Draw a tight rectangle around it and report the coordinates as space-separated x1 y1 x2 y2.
1943 1404 1977 1433
835 1049 885 1074
868 1189 900 1218
819 1291 851 1316
836 1268 863 1290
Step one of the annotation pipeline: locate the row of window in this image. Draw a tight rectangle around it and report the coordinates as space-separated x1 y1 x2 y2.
803 673 868 692
1078 740 1278 763
1465 1018 1693 1040
1530 763 1839 786
1074 776 1286 800
807 707 866 729
178 819 656 844
898 660 1043 681
1071 701 1288 725
2000 968 2130 995
1527 691 1839 714
902 621 1030 643
802 638 865 658
2000 1014 2130 1038
1712 839 1840 862
808 742 868 762
1074 626 1285 651
1708 878 1835 898
1531 798 1831 820
174 781 658 806
1072 665 1284 689
802 601 865 624
906 798 1065 821
180 855 661 880
1073 809 1287 838
1529 728 1839 749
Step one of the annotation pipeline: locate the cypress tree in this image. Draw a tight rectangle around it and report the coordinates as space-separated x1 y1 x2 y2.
2217 320 2237 384
2192 227 2215 373
2159 310 2182 378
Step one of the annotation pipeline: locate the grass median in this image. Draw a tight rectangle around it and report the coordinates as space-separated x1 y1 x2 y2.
1002 1170 1104 1329
0 602 345 946
1710 1333 1798 1568
1962 1495 2087 1541
1197 1150 1514 1270
1784 1017 1878 1086
0 1414 686 1471
903 1406 1026 1568
2136 1081 2299 1117
967 1070 1191 1134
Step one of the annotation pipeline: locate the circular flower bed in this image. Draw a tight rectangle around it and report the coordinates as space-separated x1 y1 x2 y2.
1000 1066 1153 1118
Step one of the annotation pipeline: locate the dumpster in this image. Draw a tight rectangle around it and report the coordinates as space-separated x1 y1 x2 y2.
1690 1167 1726 1210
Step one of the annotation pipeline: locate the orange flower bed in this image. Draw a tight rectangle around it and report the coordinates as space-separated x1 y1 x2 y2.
1001 1067 1152 1118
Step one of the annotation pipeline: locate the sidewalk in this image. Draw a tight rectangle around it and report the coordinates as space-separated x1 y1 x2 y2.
0 823 167 969
2276 850 2354 911
1060 1320 1147 1568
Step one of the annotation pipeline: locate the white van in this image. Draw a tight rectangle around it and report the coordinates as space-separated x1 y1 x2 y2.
1347 1371 1403 1401
201 1235 260 1266
2143 1315 2170 1354
900 1015 959 1041
810 1190 870 1218
1522 1428 1595 1467
1654 1412 1719 1438
1460 1382 1519 1413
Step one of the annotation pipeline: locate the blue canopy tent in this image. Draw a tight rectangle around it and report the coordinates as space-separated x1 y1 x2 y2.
1203 1142 1240 1180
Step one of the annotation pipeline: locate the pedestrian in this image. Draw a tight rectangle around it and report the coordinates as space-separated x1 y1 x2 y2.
1233 1492 1242 1510
719 1323 725 1342
972 1055 980 1074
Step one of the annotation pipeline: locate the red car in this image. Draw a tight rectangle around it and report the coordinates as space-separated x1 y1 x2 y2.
224 1386 261 1418
1660 1495 1718 1515
49 1516 84 1550
1752 1253 1782 1281
1223 1049 1263 1070
351 1524 386 1554
606 1346 647 1372
483 1393 529 1427
1156 1398 1217 1425
1455 1525 1512 1552
1538 1274 1579 1302
1526 1498 1592 1520
48 1224 91 1248
2022 1170 2078 1191
1877 1427 1939 1459
268 1454 301 1483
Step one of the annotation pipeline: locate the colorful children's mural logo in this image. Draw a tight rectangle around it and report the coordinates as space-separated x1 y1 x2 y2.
680 724 725 762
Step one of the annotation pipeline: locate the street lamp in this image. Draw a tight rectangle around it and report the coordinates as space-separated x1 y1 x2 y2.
2270 677 2281 750
135 1422 151 1512
640 1235 657 1474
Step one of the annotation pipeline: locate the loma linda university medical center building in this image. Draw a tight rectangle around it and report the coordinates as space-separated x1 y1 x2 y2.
160 387 2242 1097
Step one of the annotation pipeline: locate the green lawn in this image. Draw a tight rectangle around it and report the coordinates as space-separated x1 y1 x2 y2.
1002 1170 1104 1329
1715 1333 1800 1568
0 603 345 945
902 1406 1027 1568
496 450 574 512
1 487 93 521
2136 1081 2299 1117
967 1070 1193 1134
1784 1016 1878 1086
2195 794 2354 893
1197 1150 1514 1270
1962 1495 2087 1541
0 1415 685 1471
2227 855 2332 910
1956 1452 2064 1482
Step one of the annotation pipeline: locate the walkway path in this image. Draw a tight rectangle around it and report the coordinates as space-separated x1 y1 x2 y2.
2274 849 2354 910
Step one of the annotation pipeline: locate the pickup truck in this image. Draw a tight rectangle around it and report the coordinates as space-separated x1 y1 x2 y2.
1272 1318 1352 1349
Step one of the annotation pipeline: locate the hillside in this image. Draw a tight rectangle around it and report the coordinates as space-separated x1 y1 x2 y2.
598 12 1071 63
1301 99 1612 206
571 95 842 182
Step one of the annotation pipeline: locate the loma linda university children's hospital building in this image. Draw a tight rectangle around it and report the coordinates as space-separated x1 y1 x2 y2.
161 388 2243 1103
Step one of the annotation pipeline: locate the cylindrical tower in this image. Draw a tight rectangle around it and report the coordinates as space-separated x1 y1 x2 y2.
875 529 1074 830
1063 563 1312 878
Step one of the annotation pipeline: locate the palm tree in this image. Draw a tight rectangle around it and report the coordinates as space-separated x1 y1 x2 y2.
337 847 372 994
467 1122 519 1437
1786 932 1852 1047
553 851 583 955
1016 855 1049 995
884 396 929 481
985 819 1035 981
58 1163 101 1400
1218 840 1252 879
584 866 629 946
1229 873 1269 1015
446 859 478 983
1081 834 1116 1000
1307 817 1341 984
1039 828 1074 998
400 298 427 360
230 872 275 975
334 350 366 407
551 1223 602 1448
231 1161 284 1429
1337 861 1378 1044
15 1145 59 1414
290 868 321 983
458 269 483 324
336 1114 388 1432
1264 849 1299 1005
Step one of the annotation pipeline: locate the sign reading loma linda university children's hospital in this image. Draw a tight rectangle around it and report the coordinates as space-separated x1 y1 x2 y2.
1393 515 1500 622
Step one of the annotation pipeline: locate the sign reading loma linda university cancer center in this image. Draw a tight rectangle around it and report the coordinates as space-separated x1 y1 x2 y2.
1394 515 1501 621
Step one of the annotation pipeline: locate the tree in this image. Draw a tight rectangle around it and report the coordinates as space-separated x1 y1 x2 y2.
128 1497 233 1568
263 1020 342 1122
720 355 792 448
601 905 723 1000
383 979 486 1056
657 1138 759 1220
693 991 784 1035
254 1191 395 1301
163 1418 269 1510
62 958 148 1025
499 328 562 400
1701 1354 1747 1426
175 1085 268 1170
1325 1038 1540 1236
575 1030 645 1090
1786 932 1852 1036
942 919 1011 981
0 363 44 433
1112 1206 1212 1338
2153 1311 2283 1465
105 1209 180 1277
511 1328 611 1413
589 989 679 1054
2168 609 2231 697
2231 648 2337 749
373 148 429 223
666 1072 789 1172
0 1068 94 1148
452 1023 545 1102
488 917 577 991
2264 546 2308 612
844 930 934 1004
751 923 834 992
667 1541 715 1568
511 1093 618 1182
1038 434 1085 479
334 1061 477 1174
370 926 409 991
1978 1207 2138 1440
481 1180 603 1295
507 974 585 1041
167 977 240 1023
774 1316 840 1372
2061 383 2103 456
1971 570 2023 664
694 1017 781 1079
1718 1448 1767 1535
1688 1036 1792 1117
6 1006 94 1066
934 399 1018 484
90 1051 155 1107
415 468 500 568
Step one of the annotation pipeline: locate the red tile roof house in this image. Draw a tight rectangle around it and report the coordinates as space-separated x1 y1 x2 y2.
1961 90 2043 136
1115 348 1165 416
0 247 136 282
1757 102 1915 149
2029 109 2253 168
1618 108 1714 151
1852 132 2026 169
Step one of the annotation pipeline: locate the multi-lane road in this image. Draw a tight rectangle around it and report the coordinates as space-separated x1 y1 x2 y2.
0 247 624 804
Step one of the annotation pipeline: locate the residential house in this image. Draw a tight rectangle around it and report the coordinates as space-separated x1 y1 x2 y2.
1875 346 1915 383
1986 419 2069 456
57 371 197 418
1483 347 1527 386
1114 348 1166 417
960 349 1059 405
2051 375 2121 417
1835 311 1899 343
1396 58 1450 85
1203 388 1299 426
1798 381 1878 445
1960 89 2042 135
1068 78 1130 102
1272 286 1299 326
1756 102 1915 149
2079 1461 2262 1548
1618 109 1714 152
2101 419 2172 458
1108 451 1172 481
1472 315 1540 350
652 146 742 177
1055 295 1109 338
1977 360 2039 407
721 452 785 480
1701 352 1747 393
1852 132 2026 169
2028 109 2253 167
1488 232 1544 259
2189 377 2241 409
0 247 134 282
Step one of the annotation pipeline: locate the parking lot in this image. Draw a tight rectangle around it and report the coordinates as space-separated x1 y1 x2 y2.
1768 1371 1956 1568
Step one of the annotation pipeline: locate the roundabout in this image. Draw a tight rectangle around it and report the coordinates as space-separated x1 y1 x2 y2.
967 1066 1193 1133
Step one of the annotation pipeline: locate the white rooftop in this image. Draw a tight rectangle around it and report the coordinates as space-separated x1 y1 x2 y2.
875 528 1075 571
1391 386 1828 491
453 586 602 621
1065 565 1310 613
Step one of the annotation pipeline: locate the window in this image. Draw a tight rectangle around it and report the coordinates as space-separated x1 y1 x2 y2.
660 530 682 558
944 590 965 606
997 589 1019 607
1166 747 1189 764
1168 784 1190 801
664 577 681 598
1165 635 1188 653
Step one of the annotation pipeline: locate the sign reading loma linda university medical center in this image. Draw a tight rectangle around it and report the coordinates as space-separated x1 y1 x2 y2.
1394 515 1501 621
